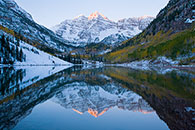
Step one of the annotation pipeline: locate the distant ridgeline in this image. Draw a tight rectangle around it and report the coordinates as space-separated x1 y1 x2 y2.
0 35 25 64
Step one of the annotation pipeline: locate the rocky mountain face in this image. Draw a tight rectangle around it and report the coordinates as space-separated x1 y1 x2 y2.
0 0 74 53
145 0 195 35
105 0 195 64
52 12 154 46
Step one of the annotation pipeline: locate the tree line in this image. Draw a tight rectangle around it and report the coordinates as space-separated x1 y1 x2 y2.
0 34 26 64
58 53 83 64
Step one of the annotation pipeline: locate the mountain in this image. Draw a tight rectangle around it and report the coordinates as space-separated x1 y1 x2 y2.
0 0 74 54
145 0 195 35
52 11 154 46
0 35 71 65
53 82 153 117
0 0 76 65
105 0 195 65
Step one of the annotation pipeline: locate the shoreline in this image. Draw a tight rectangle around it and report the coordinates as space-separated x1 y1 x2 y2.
0 63 195 69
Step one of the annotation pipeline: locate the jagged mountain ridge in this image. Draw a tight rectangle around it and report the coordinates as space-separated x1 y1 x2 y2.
0 0 74 53
52 12 154 46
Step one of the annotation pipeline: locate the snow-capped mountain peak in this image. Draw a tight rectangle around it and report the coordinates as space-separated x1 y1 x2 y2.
52 12 155 46
88 11 109 20
74 14 87 20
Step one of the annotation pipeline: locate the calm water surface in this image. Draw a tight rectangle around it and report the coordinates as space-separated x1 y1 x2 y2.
0 66 194 130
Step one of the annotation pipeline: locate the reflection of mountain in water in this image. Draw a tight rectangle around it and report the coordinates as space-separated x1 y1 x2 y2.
53 82 153 117
0 66 75 130
0 66 194 130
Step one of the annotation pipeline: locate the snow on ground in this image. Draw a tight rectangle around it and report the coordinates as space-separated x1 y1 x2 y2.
114 56 183 74
98 49 111 55
82 60 104 65
99 74 112 80
120 60 151 70
185 107 195 112
121 56 179 68
185 18 195 23
81 60 104 69
14 41 72 66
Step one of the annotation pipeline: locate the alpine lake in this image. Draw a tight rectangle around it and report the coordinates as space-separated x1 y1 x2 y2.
0 65 194 130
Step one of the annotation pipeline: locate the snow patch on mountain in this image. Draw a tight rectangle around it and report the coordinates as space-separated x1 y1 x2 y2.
14 41 72 66
185 18 195 23
52 12 154 46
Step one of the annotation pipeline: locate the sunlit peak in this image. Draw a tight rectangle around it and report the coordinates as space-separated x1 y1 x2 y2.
88 11 109 20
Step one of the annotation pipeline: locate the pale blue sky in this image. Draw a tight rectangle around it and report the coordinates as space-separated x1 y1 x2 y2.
15 0 169 28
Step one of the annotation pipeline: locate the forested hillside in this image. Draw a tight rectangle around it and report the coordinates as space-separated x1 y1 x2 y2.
0 35 25 64
105 0 195 65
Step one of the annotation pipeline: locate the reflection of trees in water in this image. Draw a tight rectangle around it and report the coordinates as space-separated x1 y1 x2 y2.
104 67 195 130
0 67 26 96
0 67 79 130
0 66 194 130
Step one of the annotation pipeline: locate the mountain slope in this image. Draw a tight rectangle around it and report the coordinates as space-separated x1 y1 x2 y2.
15 40 71 65
0 0 74 54
0 0 76 65
52 12 154 46
0 34 72 65
105 0 195 65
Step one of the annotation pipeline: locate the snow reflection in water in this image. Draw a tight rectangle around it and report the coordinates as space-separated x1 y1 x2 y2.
0 66 194 130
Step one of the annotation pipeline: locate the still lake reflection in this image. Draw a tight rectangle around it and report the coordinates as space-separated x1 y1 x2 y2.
0 66 194 130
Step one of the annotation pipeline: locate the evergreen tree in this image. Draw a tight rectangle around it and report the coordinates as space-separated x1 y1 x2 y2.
11 45 16 61
1 35 5 47
67 53 71 62
16 45 19 60
19 48 23 62
6 39 10 53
